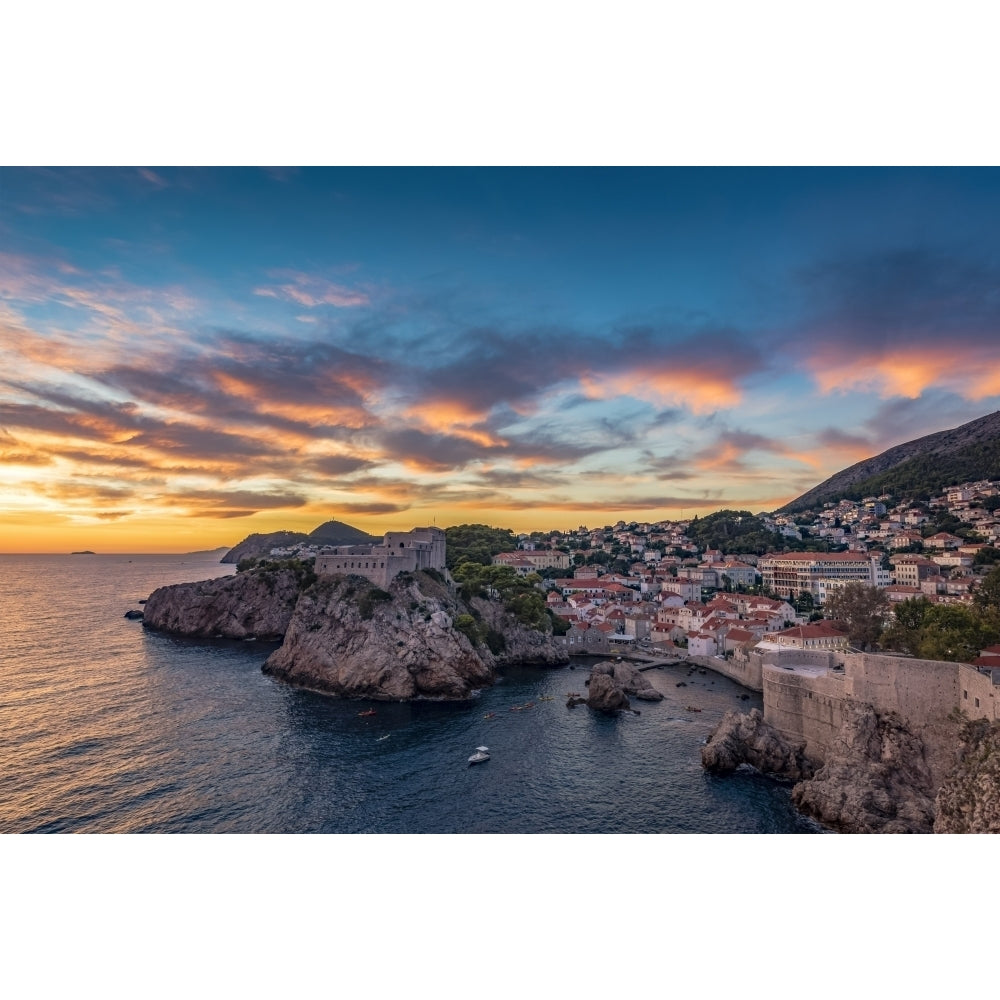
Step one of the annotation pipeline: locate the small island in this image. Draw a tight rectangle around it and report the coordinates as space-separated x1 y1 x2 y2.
70 550 96 555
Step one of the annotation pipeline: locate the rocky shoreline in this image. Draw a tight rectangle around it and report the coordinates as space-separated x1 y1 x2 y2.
702 704 1000 833
142 565 568 701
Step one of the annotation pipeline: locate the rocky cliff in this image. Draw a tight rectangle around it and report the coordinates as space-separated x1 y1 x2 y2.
934 718 1000 833
142 566 304 640
702 702 999 833
790 705 937 834
144 565 568 701
701 709 815 781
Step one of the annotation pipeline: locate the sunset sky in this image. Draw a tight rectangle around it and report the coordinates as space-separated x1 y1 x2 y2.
3 166 1000 552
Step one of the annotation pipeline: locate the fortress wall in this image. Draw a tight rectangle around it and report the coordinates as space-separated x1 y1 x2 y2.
315 553 392 588
316 527 446 587
842 653 960 727
762 666 848 763
685 654 764 692
759 648 838 670
957 664 1000 721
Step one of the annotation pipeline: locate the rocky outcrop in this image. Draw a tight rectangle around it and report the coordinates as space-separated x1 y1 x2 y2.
935 719 1000 833
791 704 936 833
701 709 815 780
264 573 491 700
142 567 303 640
468 596 570 668
609 660 663 701
144 565 568 701
582 659 660 712
586 672 632 713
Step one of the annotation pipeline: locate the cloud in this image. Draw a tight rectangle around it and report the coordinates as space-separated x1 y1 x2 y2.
336 501 411 515
137 168 168 189
792 248 1000 400
253 270 369 308
689 428 817 474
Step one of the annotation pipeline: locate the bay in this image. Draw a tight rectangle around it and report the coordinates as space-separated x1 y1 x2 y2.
0 553 821 833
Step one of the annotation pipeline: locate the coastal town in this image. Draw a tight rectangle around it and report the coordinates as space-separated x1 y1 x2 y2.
263 478 1000 669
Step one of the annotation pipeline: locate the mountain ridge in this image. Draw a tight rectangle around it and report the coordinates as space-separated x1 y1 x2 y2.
779 410 1000 513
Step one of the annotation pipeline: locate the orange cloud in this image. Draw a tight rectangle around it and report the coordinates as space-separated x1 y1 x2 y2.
209 371 374 430
579 367 742 413
400 400 507 448
807 344 1000 400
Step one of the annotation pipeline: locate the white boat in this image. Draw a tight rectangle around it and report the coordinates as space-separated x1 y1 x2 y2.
468 746 490 765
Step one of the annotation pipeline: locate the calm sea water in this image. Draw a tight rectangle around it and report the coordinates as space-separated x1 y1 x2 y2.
0 553 822 833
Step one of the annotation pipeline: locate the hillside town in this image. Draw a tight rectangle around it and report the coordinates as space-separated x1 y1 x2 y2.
435 479 992 658
254 478 1000 666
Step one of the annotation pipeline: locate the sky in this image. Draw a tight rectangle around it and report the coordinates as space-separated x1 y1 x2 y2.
3 166 1000 552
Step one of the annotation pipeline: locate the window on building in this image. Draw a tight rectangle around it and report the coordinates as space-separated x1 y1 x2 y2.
975 697 980 708
963 690 968 700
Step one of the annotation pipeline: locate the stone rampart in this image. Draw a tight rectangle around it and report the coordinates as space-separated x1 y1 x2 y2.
842 653 959 727
684 654 764 692
957 663 1000 721
315 526 446 589
762 664 848 762
757 651 979 765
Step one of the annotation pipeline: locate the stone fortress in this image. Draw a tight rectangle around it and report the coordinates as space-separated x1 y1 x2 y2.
314 526 447 589
690 643 1000 765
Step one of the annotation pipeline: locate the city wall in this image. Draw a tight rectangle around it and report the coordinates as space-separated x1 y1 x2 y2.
841 653 960 727
684 654 764 692
762 665 848 761
957 663 1000 721
758 651 1000 764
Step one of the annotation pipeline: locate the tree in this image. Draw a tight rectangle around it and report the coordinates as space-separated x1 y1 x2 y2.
444 524 517 570
915 604 997 663
974 565 1000 614
823 582 891 650
881 596 932 655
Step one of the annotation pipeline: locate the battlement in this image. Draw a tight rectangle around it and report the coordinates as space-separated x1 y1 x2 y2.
314 526 446 588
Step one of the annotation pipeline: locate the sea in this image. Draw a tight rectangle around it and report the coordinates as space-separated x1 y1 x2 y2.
0 552 824 833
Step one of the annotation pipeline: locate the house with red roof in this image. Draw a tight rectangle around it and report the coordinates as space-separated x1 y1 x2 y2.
768 620 851 651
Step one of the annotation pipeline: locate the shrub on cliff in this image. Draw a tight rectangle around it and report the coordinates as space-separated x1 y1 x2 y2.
358 586 392 620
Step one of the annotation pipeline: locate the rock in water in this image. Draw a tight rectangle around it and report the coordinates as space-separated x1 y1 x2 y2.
935 719 1000 833
586 672 631 713
701 709 815 780
611 660 664 701
791 704 936 834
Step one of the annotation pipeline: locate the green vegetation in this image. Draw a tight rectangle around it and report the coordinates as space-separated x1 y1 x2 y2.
357 586 392 620
685 509 824 556
849 442 1000 504
823 582 891 650
875 568 1000 660
453 612 509 652
444 523 517 570
451 562 549 631
236 556 317 591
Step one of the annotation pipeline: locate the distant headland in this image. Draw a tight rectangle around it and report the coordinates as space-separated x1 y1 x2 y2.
70 550 96 555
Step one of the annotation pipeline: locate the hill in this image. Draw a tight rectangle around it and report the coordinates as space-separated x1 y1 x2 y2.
308 520 378 547
221 520 378 563
779 410 1000 513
